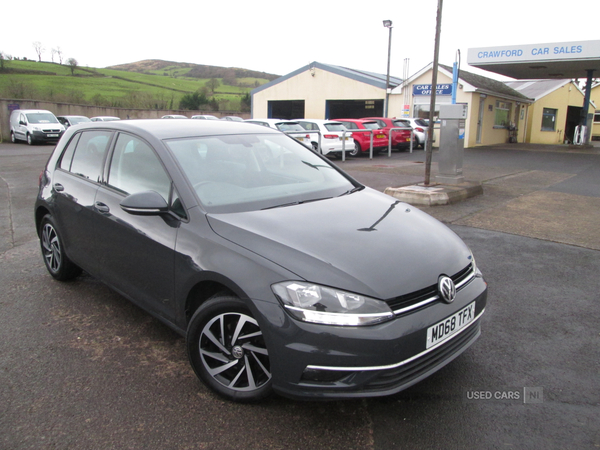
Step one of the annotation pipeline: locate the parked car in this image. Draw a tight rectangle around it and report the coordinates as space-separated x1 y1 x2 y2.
220 116 244 122
90 116 121 122
362 117 413 151
191 115 219 120
245 119 315 149
162 115 189 119
35 119 487 402
294 119 355 158
332 119 389 156
57 115 92 128
403 117 430 148
10 109 65 145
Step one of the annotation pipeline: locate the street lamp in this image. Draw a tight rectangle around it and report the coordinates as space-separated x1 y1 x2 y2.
383 20 393 117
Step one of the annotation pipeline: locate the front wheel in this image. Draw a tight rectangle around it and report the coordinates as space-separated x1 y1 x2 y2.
39 214 82 280
187 295 273 402
27 133 34 145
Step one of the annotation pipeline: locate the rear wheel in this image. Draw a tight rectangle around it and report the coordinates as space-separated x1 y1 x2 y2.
349 141 360 157
10 132 17 143
187 295 272 402
39 214 82 280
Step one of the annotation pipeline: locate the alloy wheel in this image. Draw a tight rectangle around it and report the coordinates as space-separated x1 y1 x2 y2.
41 223 62 273
199 312 271 392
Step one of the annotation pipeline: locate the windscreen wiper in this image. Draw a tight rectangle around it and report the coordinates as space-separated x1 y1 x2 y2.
261 197 332 210
338 186 365 197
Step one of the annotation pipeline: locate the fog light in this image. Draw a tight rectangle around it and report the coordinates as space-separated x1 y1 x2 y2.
301 368 349 383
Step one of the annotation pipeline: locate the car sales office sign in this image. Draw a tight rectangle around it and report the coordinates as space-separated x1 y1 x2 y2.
413 84 453 96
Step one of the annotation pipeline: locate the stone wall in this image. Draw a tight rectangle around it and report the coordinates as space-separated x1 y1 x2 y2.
0 98 249 142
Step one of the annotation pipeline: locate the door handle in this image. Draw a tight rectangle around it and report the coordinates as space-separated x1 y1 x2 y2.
53 183 64 192
95 202 110 213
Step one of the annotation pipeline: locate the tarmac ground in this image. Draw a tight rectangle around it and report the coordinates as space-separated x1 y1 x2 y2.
341 142 600 251
1 141 599 449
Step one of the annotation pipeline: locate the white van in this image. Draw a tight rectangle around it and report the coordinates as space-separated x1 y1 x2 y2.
10 109 65 145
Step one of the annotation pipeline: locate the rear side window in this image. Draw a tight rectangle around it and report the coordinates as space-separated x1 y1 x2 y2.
338 121 358 130
61 130 113 182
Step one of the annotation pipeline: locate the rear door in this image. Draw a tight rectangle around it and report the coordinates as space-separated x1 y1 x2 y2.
51 130 114 272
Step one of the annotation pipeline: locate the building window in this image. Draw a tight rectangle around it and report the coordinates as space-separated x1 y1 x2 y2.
494 101 511 128
541 108 558 131
594 110 600 124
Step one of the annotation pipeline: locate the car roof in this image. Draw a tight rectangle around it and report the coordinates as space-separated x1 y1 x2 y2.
246 118 299 124
66 119 281 140
295 119 343 124
333 118 376 123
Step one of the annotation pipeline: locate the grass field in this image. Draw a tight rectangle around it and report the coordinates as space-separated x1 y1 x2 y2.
0 59 270 111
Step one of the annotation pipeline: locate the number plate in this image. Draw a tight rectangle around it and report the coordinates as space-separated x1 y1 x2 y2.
47 134 58 137
426 302 475 348
376 134 385 139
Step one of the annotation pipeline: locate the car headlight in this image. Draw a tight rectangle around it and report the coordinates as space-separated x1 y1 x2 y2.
32 126 42 131
469 250 482 277
272 281 394 326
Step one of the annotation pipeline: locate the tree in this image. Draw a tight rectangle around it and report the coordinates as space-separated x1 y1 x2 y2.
0 51 7 70
240 93 251 113
55 47 63 64
32 41 44 62
206 78 220 94
179 90 209 110
66 58 78 75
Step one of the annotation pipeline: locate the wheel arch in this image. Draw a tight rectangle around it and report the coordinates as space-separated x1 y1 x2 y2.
183 273 250 326
35 205 51 237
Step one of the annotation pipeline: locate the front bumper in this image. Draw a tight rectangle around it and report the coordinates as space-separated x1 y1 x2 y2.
32 130 63 143
254 276 487 400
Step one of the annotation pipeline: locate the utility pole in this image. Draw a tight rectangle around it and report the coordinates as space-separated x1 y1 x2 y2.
424 0 443 186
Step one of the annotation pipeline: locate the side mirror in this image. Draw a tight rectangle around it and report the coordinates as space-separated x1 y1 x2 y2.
120 190 169 215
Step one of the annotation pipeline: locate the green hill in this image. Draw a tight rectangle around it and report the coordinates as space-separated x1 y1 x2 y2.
0 59 279 111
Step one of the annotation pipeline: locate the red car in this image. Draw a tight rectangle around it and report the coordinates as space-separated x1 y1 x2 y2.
333 119 389 156
362 117 413 151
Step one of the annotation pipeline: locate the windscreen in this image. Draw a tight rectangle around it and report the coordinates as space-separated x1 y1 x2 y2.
166 133 356 213
26 113 59 124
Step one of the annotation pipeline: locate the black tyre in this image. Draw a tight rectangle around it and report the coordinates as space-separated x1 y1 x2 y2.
27 133 34 145
187 295 272 402
40 214 82 281
10 132 17 143
349 141 360 157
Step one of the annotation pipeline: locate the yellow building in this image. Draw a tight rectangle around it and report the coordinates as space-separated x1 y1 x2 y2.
251 62 401 120
390 63 533 148
505 79 596 144
591 81 600 141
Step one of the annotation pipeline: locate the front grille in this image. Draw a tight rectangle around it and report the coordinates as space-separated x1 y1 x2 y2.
362 319 480 391
386 263 475 315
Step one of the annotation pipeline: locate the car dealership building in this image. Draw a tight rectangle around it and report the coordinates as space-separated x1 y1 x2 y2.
251 40 599 148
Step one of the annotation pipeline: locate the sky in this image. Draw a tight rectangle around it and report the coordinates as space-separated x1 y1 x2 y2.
2 0 599 82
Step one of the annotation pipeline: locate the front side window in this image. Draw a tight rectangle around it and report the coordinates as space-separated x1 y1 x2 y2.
494 101 511 128
107 134 171 202
67 131 113 182
541 108 557 131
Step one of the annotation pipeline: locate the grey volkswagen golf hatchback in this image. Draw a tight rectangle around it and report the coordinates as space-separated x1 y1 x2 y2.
35 119 487 402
